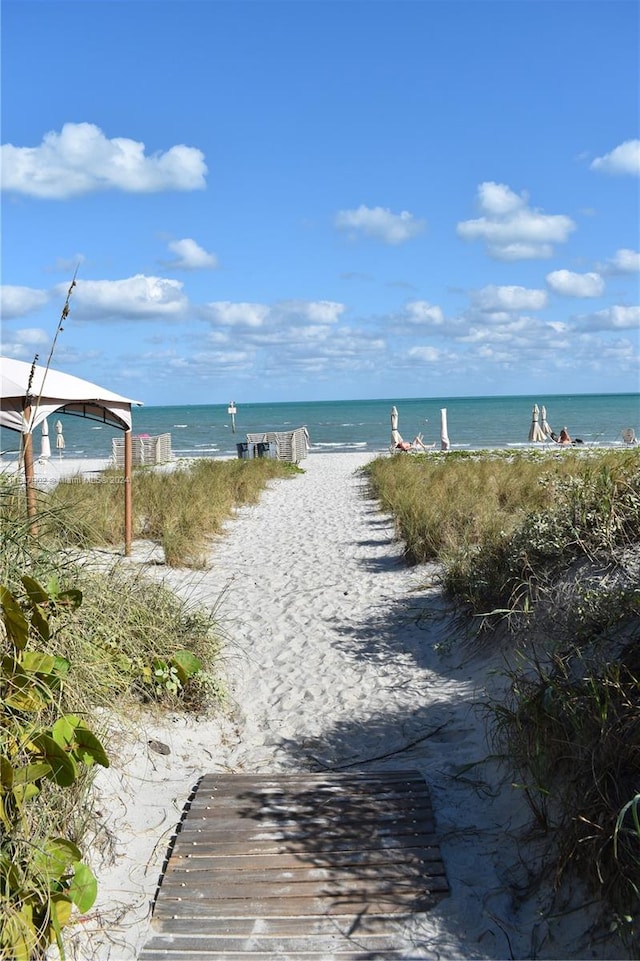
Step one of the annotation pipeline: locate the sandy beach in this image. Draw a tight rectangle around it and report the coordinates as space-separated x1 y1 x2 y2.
36 452 621 960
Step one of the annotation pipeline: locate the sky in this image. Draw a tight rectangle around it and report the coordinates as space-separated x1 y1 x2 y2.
1 0 639 407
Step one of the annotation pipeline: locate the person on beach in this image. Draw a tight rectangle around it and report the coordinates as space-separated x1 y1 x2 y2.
558 427 572 444
396 433 434 452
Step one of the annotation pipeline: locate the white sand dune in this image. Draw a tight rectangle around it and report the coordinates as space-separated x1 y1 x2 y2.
63 452 618 960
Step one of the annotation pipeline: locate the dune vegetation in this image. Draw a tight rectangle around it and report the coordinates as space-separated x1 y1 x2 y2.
0 456 298 959
2 448 638 956
363 447 640 951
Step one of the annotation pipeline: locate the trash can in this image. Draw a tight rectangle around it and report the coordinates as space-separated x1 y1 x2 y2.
236 442 253 459
256 442 275 459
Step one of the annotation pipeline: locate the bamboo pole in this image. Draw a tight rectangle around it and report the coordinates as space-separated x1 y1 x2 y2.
124 429 132 556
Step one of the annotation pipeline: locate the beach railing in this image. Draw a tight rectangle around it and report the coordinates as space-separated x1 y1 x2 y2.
112 432 173 468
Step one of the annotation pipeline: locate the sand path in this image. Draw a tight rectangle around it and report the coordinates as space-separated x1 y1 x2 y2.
71 452 613 961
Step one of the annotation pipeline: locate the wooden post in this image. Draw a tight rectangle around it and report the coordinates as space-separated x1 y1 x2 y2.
124 429 132 556
22 406 38 534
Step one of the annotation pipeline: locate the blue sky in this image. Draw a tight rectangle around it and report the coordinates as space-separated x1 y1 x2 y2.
1 0 639 407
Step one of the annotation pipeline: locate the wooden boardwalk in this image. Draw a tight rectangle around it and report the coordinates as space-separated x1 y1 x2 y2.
139 770 448 960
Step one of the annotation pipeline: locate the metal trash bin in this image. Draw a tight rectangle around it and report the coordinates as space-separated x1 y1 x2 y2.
236 442 254 459
256 442 275 459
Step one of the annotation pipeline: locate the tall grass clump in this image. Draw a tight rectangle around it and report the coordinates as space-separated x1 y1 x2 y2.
491 634 640 948
60 565 225 712
444 451 640 618
363 450 567 564
364 449 640 617
42 457 299 567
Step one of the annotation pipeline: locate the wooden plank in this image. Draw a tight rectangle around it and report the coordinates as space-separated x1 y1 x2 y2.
148 915 415 936
176 815 436 838
166 847 444 869
154 879 447 919
140 942 410 961
140 769 448 959
155 875 444 902
162 858 445 883
152 892 441 919
138 932 413 954
184 799 435 821
172 836 441 857
195 775 432 798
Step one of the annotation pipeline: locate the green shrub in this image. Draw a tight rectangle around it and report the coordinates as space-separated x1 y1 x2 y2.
1 576 108 961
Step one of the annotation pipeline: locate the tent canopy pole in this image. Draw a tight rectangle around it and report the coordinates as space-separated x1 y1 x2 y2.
124 429 132 556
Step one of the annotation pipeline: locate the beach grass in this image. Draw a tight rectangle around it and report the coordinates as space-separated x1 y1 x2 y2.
7 456 300 568
3 449 639 954
364 447 640 946
0 458 297 954
0 502 228 958
363 448 639 607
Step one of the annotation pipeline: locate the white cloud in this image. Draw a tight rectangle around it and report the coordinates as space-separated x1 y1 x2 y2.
590 139 640 176
546 270 605 297
576 305 640 331
597 248 640 275
201 301 270 328
165 238 218 270
0 285 50 318
471 285 548 311
63 275 188 319
404 301 445 326
475 181 523 216
1 122 207 198
275 300 345 325
200 299 345 332
459 316 542 345
457 182 575 260
407 345 442 362
335 205 425 245
14 328 52 348
0 327 53 364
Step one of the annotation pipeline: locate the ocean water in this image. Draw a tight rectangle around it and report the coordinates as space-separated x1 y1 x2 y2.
2 393 638 461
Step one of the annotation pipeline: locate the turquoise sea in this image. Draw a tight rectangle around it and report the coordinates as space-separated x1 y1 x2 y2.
2 393 638 461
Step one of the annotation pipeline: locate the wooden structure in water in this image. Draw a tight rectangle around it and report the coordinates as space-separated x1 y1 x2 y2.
139 769 448 960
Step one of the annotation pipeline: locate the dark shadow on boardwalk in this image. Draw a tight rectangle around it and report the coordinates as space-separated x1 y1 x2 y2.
139 771 449 959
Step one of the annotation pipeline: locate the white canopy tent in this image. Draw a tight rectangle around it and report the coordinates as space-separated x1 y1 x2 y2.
0 356 142 554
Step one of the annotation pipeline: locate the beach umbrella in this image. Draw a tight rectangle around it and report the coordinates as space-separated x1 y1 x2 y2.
390 406 399 447
528 404 546 443
40 418 51 459
540 405 552 437
440 408 450 450
55 419 65 456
